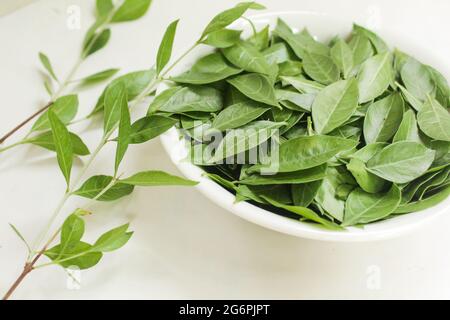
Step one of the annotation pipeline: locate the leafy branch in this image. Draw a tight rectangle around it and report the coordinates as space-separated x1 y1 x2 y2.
3 0 265 300
0 0 140 146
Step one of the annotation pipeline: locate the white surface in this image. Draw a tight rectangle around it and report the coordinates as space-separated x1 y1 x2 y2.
160 11 450 242
0 0 449 300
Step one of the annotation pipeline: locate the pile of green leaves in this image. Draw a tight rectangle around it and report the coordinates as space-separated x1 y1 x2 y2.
150 18 450 229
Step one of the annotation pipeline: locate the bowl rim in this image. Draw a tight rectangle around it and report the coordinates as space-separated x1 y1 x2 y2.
159 11 450 242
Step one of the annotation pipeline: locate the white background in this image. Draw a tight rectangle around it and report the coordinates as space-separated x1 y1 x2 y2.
0 0 449 300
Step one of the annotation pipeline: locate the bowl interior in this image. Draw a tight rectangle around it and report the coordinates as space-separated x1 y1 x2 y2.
160 11 450 242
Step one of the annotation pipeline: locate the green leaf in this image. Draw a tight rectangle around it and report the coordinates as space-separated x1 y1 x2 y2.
280 76 324 94
120 171 198 186
45 242 102 270
312 78 359 134
367 141 436 183
343 185 401 226
212 101 269 131
212 121 285 162
43 78 53 96
28 131 90 156
171 52 242 85
400 57 435 102
395 185 450 214
79 68 119 85
357 51 393 103
330 38 354 79
206 173 237 191
227 73 279 107
156 19 179 75
261 196 342 230
73 175 134 201
96 0 114 18
32 95 79 132
302 50 340 85
278 60 303 77
93 224 132 252
417 96 450 142
238 185 292 205
350 142 388 162
200 2 265 39
428 65 450 106
393 109 421 143
148 86 223 114
415 167 450 199
249 136 357 173
248 25 269 50
92 70 155 115
115 96 131 174
38 52 58 82
363 93 404 143
9 223 32 253
129 115 177 144
397 82 423 112
314 166 356 222
347 158 388 194
291 181 322 207
399 170 443 204
352 24 389 53
273 18 328 60
112 0 152 22
349 34 374 67
60 214 85 254
104 82 128 134
428 141 450 172
239 164 327 185
262 42 293 65
222 41 275 76
202 29 242 48
48 110 73 187
276 90 314 112
84 28 111 57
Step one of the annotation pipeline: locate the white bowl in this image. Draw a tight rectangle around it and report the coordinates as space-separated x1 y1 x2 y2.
160 11 450 242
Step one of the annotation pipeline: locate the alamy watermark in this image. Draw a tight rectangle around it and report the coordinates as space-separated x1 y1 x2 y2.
67 5 81 30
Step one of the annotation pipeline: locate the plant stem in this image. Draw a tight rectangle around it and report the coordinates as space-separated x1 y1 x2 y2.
27 192 70 262
160 43 199 78
0 6 117 147
0 139 29 154
3 173 122 299
3 227 59 300
242 16 257 37
0 103 52 145
2 263 33 300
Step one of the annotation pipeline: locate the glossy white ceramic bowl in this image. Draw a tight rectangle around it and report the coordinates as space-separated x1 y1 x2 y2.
160 11 450 242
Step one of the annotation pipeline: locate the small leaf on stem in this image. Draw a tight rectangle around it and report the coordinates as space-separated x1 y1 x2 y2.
93 224 133 252
84 28 111 58
104 82 128 135
73 175 134 201
156 19 179 75
39 52 58 82
79 68 119 86
112 0 153 22
28 131 90 156
9 223 32 253
120 171 198 186
60 214 85 254
96 0 114 18
48 110 73 187
31 95 79 132
115 95 131 174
